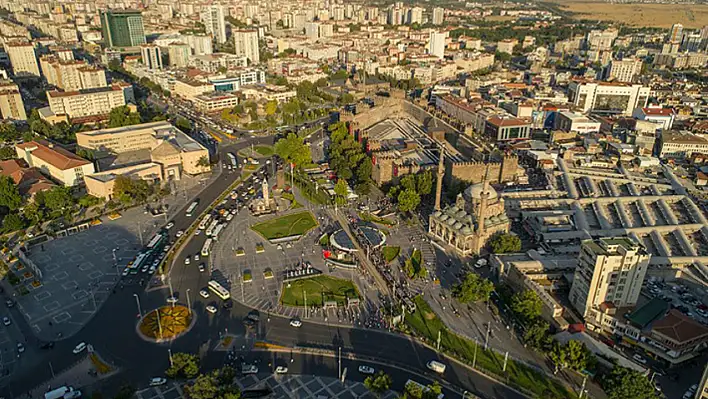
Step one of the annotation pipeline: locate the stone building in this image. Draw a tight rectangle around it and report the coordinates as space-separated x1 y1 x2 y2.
428 153 510 256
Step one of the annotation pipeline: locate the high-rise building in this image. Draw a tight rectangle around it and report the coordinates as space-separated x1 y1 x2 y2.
304 22 319 39
568 81 650 115
45 83 133 121
140 44 163 70
428 32 445 59
100 10 146 48
669 23 683 43
432 7 444 25
40 57 107 91
5 42 40 77
233 30 260 64
78 67 108 90
407 7 423 25
0 80 27 120
200 5 227 44
608 58 642 83
185 34 212 56
569 237 650 320
168 42 191 68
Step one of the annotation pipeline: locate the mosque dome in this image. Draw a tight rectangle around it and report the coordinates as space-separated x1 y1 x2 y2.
464 183 498 200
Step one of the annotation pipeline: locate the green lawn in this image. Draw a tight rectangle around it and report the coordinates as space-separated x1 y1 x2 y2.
358 211 396 226
250 211 318 239
405 296 575 399
254 145 274 156
281 275 359 307
382 246 401 263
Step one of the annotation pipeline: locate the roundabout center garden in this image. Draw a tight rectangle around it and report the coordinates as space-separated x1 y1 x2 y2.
250 211 318 240
138 305 194 341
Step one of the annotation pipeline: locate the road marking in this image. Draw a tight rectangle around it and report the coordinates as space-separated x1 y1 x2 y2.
43 301 60 312
53 271 69 281
61 280 78 290
52 312 71 323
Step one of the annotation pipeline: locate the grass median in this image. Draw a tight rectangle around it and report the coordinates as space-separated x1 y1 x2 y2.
280 275 359 307
250 211 317 240
405 296 575 398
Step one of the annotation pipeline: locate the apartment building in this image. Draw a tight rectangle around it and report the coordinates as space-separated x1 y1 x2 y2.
240 84 296 103
659 130 708 159
40 57 107 91
554 111 601 134
76 121 210 177
632 107 675 131
189 53 247 73
167 43 191 68
485 116 531 142
0 80 26 120
15 140 95 186
497 39 517 55
184 34 212 56
6 41 39 76
172 79 214 99
608 58 642 83
428 32 445 59
233 30 260 65
432 7 444 25
140 44 163 70
200 5 227 44
569 237 650 320
100 10 146 48
45 83 133 122
192 92 239 112
568 81 650 115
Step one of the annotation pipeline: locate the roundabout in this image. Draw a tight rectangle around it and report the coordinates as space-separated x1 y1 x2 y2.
137 305 196 343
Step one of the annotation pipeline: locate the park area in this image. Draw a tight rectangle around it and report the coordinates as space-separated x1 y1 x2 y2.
405 296 575 398
138 305 193 340
251 211 318 240
280 275 360 307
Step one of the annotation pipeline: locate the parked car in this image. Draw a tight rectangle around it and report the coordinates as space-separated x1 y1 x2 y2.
358 365 375 375
165 222 175 229
73 342 87 354
275 366 288 374
632 354 647 364
289 319 302 328
199 290 209 298
3 316 11 326
206 305 217 314
149 377 167 386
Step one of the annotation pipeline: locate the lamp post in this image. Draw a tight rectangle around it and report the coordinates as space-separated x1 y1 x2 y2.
133 293 142 319
186 288 191 315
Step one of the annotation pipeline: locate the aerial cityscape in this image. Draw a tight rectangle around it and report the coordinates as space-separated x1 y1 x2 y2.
0 0 707 398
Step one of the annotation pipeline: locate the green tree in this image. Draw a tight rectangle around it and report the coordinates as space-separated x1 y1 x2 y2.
108 106 141 128
364 371 392 397
197 156 210 168
334 179 349 205
265 100 278 115
0 124 20 142
489 233 521 253
165 352 199 379
0 146 16 160
523 320 550 349
339 93 354 104
397 188 420 213
274 133 311 167
23 201 46 224
113 385 136 399
548 340 567 374
2 213 26 232
185 368 240 399
416 170 434 195
400 174 417 192
565 340 593 372
452 273 494 303
422 382 442 399
601 367 655 399
43 186 74 214
175 117 192 133
511 289 542 322
113 175 152 204
0 175 23 210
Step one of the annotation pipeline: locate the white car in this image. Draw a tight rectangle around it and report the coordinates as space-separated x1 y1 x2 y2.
165 222 175 229
3 317 11 326
206 305 217 314
275 366 288 374
358 365 375 375
195 229 201 236
185 257 190 265
176 230 184 238
289 320 302 328
73 342 87 354
149 377 167 386
122 268 130 276
194 254 200 261
199 289 209 298
632 354 647 364
16 342 24 353
167 296 178 304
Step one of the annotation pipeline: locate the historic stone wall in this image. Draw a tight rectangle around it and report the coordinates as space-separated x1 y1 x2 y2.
448 156 519 185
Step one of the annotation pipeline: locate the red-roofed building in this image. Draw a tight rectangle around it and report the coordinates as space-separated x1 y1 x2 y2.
632 106 675 131
0 159 56 198
648 309 708 364
15 140 95 186
485 116 531 142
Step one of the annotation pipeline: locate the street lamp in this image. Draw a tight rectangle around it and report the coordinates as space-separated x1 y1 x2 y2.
133 293 143 319
186 288 191 316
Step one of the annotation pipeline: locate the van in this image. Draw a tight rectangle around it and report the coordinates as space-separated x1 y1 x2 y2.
426 360 446 373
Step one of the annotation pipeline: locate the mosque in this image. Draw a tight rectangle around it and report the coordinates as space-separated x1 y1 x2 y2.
428 149 510 256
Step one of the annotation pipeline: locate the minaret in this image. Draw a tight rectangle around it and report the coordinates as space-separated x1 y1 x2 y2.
476 168 490 235
434 146 445 211
262 178 269 203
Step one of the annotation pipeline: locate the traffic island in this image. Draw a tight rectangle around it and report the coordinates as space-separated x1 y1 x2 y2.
136 305 196 343
250 211 318 243
280 275 360 307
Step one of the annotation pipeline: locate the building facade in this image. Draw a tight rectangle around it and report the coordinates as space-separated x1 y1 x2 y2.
140 44 163 70
15 140 95 186
6 42 40 76
659 130 708 159
428 31 445 59
568 81 650 115
167 43 191 68
100 10 146 48
233 30 260 65
608 58 642 83
0 80 26 120
46 83 132 120
200 5 227 44
569 237 650 320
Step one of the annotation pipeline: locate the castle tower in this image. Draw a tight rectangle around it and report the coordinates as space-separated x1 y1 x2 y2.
434 146 445 211
262 178 269 203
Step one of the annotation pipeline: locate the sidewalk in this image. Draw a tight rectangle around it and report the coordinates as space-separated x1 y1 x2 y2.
27 352 118 399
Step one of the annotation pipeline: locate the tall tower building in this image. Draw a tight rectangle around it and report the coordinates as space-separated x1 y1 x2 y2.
569 237 650 320
140 44 163 70
167 43 191 68
201 5 227 44
428 31 445 59
6 42 40 77
407 7 423 25
434 146 444 211
262 178 269 203
0 80 27 120
100 10 146 48
233 30 260 64
669 23 683 43
432 7 444 25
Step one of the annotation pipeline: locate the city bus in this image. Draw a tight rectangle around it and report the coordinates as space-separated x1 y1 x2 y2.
208 280 230 300
212 224 224 240
198 214 212 230
205 219 219 237
185 200 199 217
201 238 213 257
131 252 149 270
146 233 165 251
227 153 238 168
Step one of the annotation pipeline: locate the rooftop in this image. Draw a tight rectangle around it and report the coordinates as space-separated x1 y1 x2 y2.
652 309 708 344
15 140 91 170
625 298 669 329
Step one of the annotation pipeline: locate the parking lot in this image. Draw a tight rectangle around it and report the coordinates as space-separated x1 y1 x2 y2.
643 278 708 323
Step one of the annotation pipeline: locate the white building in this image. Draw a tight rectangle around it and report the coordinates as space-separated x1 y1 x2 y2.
659 130 708 159
569 237 650 320
233 30 260 65
6 41 39 77
632 107 675 131
185 34 212 56
15 140 95 186
432 7 444 25
568 81 650 115
167 43 191 68
407 7 423 25
608 58 642 83
201 5 227 44
428 32 445 59
140 44 163 70
555 111 601 134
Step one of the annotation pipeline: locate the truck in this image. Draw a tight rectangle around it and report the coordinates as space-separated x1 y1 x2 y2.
44 386 82 399
426 360 446 374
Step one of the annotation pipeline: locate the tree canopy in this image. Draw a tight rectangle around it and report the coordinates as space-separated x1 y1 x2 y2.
274 133 311 167
511 289 542 322
601 367 656 399
364 371 392 397
108 105 142 128
452 273 494 303
489 233 521 253
185 367 240 399
328 122 372 195
0 175 23 210
397 188 421 213
165 352 199 379
113 175 153 204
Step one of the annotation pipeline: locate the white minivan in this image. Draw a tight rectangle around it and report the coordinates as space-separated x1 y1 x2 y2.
426 360 446 373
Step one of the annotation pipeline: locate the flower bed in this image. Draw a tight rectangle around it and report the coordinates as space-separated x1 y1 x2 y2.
138 305 193 340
